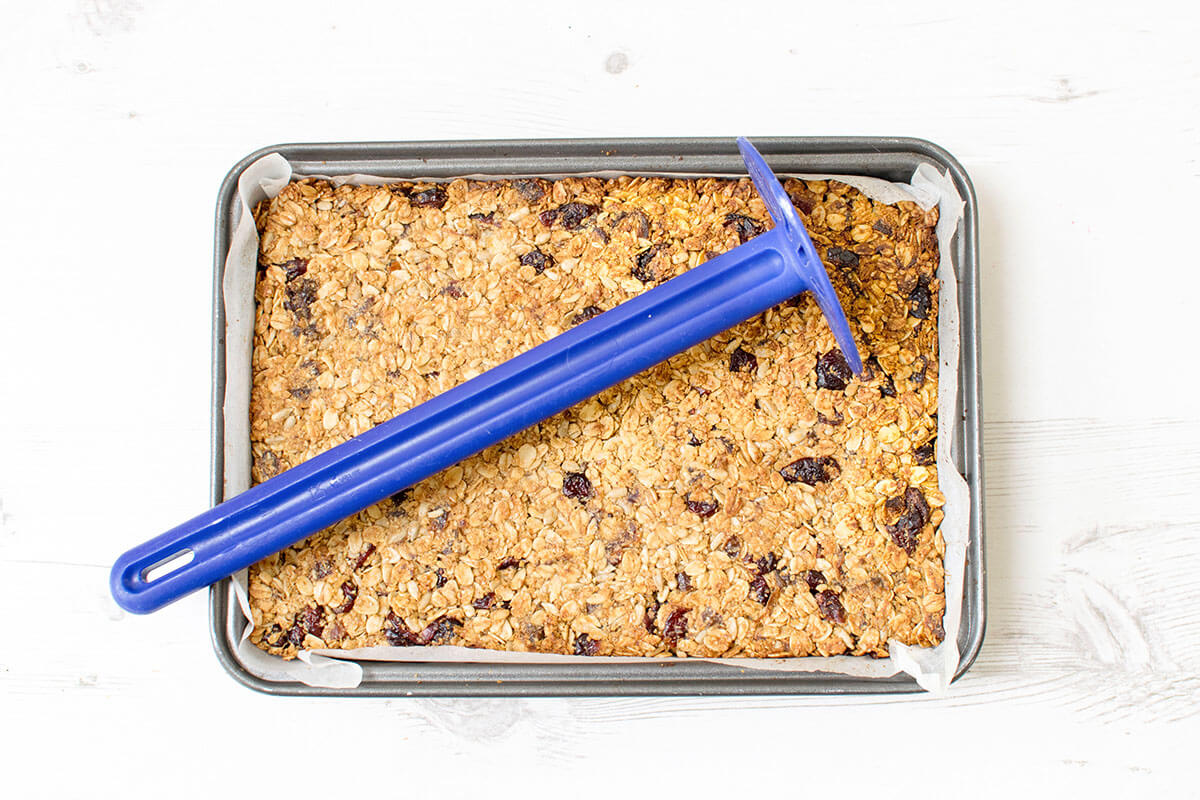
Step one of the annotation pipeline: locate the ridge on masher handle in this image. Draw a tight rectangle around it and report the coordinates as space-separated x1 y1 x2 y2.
110 137 861 614
735 137 862 375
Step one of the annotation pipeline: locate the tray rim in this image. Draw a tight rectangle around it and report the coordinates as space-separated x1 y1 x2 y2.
208 136 985 697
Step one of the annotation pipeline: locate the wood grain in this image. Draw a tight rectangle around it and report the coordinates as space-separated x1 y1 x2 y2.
2 1 1199 796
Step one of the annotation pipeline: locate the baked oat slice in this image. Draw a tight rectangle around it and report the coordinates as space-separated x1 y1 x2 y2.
245 175 944 660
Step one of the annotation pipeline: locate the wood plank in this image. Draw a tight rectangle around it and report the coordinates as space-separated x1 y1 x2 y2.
2 1 1199 795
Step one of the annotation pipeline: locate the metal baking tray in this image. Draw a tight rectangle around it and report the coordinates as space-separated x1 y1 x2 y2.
208 137 985 696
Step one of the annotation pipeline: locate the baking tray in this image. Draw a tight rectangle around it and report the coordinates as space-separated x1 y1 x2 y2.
208 137 984 696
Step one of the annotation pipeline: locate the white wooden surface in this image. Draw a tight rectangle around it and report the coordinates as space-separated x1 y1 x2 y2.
2 1 1198 795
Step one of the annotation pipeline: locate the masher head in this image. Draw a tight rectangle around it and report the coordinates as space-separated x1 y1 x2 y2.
737 137 863 375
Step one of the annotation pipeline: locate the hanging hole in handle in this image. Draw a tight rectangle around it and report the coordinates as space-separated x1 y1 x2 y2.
140 549 195 583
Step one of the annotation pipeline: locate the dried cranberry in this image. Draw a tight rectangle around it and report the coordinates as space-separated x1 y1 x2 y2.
804 570 825 592
687 432 702 447
908 280 933 320
686 498 719 519
825 246 859 268
675 572 692 591
780 456 840 485
286 623 305 647
729 347 758 374
311 559 332 579
266 624 289 648
434 568 447 588
417 615 461 645
572 633 600 656
513 179 545 202
722 536 742 558
750 574 771 605
472 592 496 610
442 282 465 299
384 612 419 646
816 411 844 427
284 277 318 322
288 386 312 399
816 590 846 623
571 305 604 325
562 471 594 501
497 556 520 570
789 190 817 215
644 598 661 633
556 202 598 230
409 186 447 208
389 488 412 506
625 209 651 239
914 439 936 466
886 487 930 555
879 371 897 398
331 581 358 614
280 257 309 281
723 213 765 244
663 607 689 646
911 356 929 387
718 436 735 454
521 248 554 274
538 208 559 226
352 543 376 571
467 211 496 224
815 350 853 391
756 552 779 574
632 245 662 283
872 220 893 236
866 357 896 398
298 605 325 638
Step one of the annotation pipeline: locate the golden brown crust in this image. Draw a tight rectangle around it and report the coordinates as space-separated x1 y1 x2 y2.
245 175 944 659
